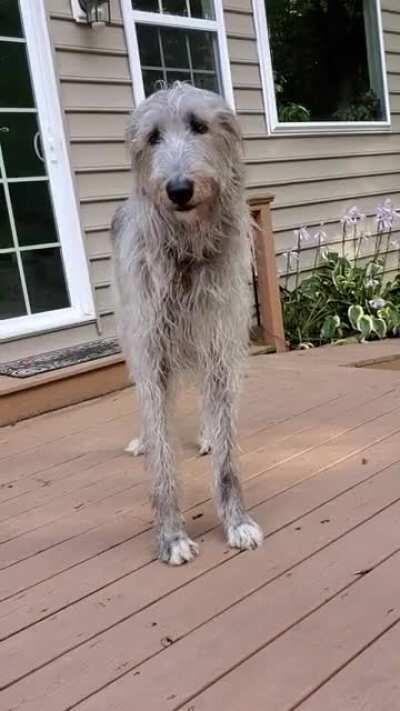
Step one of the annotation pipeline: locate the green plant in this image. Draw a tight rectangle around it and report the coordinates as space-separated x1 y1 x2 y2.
281 203 400 348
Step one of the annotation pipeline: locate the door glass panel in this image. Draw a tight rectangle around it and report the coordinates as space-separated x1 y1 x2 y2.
0 184 12 248
0 2 70 323
22 248 69 314
0 113 46 177
9 182 58 247
0 41 34 108
0 253 26 318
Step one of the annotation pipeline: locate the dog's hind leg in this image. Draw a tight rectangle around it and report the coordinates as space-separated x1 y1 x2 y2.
203 361 263 551
139 362 199 565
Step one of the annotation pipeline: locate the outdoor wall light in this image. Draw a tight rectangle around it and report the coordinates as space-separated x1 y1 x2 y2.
70 0 111 28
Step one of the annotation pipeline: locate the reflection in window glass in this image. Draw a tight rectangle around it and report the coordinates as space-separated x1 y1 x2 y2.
132 0 214 18
266 0 385 123
0 185 12 249
0 42 34 108
9 181 58 247
0 253 26 319
137 25 220 96
22 248 70 314
0 113 46 178
0 0 23 38
163 0 187 15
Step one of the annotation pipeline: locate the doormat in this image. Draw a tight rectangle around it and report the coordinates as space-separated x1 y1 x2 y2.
0 337 122 378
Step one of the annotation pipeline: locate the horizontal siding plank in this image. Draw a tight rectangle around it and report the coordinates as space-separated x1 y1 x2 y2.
385 52 400 73
238 112 267 135
66 112 130 140
243 133 400 160
89 256 112 284
61 81 133 111
383 11 400 32
228 37 259 62
252 172 400 207
234 88 264 111
267 190 400 232
224 0 252 12
70 142 130 170
77 170 131 199
56 49 131 81
224 10 255 37
231 62 261 87
245 153 400 185
85 230 113 259
385 31 400 54
50 18 127 52
81 200 122 232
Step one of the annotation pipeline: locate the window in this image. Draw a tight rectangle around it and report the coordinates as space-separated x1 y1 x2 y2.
253 0 390 134
121 0 234 106
0 1 95 339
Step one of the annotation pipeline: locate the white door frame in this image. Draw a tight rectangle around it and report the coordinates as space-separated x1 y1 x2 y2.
0 0 96 341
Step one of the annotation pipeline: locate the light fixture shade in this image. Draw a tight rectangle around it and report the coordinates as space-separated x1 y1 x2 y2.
78 0 111 27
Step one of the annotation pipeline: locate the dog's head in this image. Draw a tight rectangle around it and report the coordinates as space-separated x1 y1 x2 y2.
128 83 243 225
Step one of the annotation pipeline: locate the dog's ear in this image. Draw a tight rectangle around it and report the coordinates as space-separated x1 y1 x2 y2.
216 108 242 144
126 114 144 162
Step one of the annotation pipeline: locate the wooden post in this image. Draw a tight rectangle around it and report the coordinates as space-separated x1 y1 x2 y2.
248 194 287 353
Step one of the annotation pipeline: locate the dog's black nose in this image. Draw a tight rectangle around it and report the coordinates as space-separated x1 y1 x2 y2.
166 177 194 207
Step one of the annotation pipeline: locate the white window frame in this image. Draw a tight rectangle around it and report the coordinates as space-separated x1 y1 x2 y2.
0 0 96 341
120 0 235 108
253 0 391 136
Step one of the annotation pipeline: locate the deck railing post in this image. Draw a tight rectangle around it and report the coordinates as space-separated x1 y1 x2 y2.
248 195 287 353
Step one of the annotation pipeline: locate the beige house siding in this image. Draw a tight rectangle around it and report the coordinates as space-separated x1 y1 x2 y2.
1 0 399 360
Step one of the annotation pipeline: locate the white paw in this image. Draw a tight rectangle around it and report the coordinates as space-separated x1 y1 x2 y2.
125 437 146 456
227 519 263 551
160 535 200 566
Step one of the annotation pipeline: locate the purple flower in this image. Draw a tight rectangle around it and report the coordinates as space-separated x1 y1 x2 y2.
341 206 365 227
376 198 400 231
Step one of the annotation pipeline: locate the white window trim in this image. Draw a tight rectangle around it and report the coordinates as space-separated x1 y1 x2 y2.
120 0 235 109
253 0 391 136
0 0 96 341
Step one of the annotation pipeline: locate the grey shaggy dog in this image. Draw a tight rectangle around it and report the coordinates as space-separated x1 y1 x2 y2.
111 83 263 565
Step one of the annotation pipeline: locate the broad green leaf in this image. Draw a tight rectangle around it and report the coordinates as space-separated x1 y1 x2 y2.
371 317 387 339
348 304 364 330
358 314 373 342
321 314 341 341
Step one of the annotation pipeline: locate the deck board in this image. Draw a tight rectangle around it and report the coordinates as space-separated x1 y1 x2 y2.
1 342 400 710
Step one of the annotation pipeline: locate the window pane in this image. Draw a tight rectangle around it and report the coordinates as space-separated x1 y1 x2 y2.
189 31 214 70
166 70 190 85
132 0 159 11
161 27 189 67
22 248 69 314
0 0 23 37
9 181 58 247
190 0 214 19
0 253 26 319
0 185 12 249
0 42 34 108
143 68 165 96
136 25 161 66
162 0 187 15
266 0 384 123
0 113 46 178
137 25 221 97
193 72 218 92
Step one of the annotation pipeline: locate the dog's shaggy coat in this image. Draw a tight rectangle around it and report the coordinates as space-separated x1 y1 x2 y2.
111 84 263 564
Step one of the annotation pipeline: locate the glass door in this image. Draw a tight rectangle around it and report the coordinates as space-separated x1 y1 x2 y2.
0 0 95 339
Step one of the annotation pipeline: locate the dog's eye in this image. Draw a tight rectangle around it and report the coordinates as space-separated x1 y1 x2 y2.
148 128 161 146
190 116 208 135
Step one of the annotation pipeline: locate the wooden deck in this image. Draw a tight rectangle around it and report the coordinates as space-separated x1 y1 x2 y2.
1 341 400 711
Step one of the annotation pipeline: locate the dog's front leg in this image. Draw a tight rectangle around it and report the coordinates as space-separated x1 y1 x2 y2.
203 363 263 551
139 362 199 565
